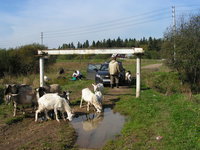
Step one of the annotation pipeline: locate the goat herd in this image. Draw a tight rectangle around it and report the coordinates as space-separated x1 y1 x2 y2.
4 83 104 123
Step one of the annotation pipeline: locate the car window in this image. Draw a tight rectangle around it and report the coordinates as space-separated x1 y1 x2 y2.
87 64 101 71
118 62 124 71
100 64 109 71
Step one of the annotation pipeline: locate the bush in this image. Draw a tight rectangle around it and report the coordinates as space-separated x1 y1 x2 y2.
0 85 4 104
143 50 161 59
0 44 56 76
144 71 182 94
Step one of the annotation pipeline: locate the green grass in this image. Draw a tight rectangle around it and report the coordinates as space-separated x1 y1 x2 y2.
103 89 200 150
0 103 28 125
1 58 198 149
143 71 182 94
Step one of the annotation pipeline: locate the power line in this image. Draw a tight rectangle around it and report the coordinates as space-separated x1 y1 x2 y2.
44 12 170 37
44 16 171 39
44 8 170 35
43 12 171 38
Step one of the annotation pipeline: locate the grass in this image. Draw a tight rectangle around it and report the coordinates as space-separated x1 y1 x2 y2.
103 89 200 150
1 58 199 149
0 103 32 125
0 104 13 121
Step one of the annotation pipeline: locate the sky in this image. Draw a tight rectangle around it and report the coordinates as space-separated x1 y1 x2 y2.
0 0 200 49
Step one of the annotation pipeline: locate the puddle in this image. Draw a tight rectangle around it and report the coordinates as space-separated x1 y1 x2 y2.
71 108 125 149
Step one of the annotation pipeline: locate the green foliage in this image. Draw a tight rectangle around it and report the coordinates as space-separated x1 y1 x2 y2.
0 50 9 74
0 103 14 123
162 14 200 92
143 71 182 94
144 50 161 59
0 44 56 76
0 85 5 104
92 54 111 59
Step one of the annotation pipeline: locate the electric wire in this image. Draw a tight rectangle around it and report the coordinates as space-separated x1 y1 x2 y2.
44 16 171 39
0 6 200 48
44 8 170 35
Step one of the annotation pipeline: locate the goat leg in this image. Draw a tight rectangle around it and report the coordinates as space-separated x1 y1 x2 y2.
61 112 66 121
87 102 90 111
35 109 41 122
44 110 51 120
13 102 17 117
54 108 60 122
80 98 83 108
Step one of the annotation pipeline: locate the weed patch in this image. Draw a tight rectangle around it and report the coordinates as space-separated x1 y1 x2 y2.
143 71 182 94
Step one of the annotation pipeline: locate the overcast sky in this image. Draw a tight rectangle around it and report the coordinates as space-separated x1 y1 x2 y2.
0 0 200 49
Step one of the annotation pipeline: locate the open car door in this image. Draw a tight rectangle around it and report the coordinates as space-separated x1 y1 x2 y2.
86 64 101 80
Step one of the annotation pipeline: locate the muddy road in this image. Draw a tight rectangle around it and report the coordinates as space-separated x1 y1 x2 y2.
0 86 132 150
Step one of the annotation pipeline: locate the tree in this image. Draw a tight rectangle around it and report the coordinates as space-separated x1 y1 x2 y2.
77 42 83 48
91 41 96 48
162 13 200 92
83 40 89 48
0 44 55 76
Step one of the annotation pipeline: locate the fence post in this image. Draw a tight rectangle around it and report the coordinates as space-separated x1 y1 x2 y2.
136 55 141 98
39 57 44 87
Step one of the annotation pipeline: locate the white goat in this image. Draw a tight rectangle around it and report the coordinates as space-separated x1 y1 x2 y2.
95 91 103 104
80 88 102 113
35 93 73 122
125 71 132 85
92 83 104 93
44 75 51 82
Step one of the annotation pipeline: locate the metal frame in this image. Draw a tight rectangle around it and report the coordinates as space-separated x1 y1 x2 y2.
38 48 144 98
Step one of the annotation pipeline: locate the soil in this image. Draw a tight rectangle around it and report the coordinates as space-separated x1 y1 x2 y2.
0 86 132 150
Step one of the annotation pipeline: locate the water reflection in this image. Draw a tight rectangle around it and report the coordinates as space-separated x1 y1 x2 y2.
71 108 125 149
82 113 103 131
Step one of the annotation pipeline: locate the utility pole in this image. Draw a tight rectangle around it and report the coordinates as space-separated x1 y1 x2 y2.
41 32 43 45
172 6 176 61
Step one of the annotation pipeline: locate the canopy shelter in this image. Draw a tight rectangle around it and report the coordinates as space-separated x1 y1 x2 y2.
38 48 144 98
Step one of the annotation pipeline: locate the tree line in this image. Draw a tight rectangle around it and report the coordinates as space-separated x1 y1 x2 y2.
58 37 163 59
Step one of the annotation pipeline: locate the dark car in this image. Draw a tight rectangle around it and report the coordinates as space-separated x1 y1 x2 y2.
87 62 125 85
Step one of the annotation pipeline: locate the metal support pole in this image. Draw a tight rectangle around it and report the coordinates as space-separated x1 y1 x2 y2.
39 57 44 87
172 6 176 61
41 32 43 45
136 55 141 98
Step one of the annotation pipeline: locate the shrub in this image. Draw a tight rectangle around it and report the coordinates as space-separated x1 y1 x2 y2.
144 71 182 94
0 85 4 104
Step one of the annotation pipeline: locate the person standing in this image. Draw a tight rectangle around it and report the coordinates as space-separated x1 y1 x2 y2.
109 56 120 88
